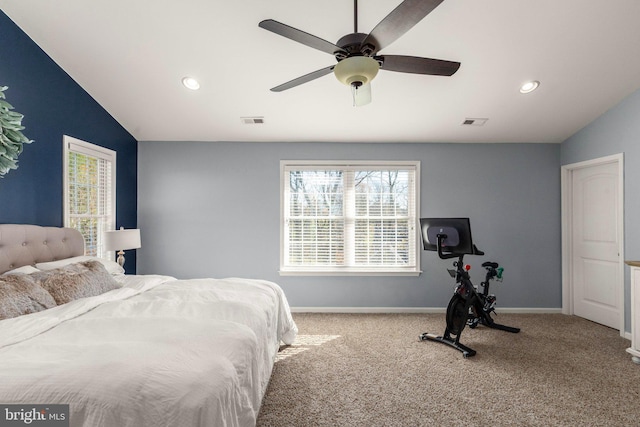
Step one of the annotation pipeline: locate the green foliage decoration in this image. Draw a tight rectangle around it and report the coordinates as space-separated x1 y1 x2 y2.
0 86 33 177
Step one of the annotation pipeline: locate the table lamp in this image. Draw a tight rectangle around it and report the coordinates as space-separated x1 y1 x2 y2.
104 227 141 267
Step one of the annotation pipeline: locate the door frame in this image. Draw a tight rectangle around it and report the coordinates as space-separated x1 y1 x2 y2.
561 153 625 336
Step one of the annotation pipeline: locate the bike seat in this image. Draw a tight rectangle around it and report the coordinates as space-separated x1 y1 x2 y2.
482 261 499 269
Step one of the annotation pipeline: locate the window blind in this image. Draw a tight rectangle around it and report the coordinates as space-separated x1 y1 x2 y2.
63 136 116 259
281 161 419 275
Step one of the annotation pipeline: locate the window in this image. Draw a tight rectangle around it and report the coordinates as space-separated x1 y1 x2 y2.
280 161 420 275
63 136 116 259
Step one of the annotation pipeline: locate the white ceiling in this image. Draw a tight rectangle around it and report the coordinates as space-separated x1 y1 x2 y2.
2 0 640 143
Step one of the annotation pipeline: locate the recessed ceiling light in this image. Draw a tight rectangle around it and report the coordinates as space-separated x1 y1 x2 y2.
182 77 200 90
520 80 540 94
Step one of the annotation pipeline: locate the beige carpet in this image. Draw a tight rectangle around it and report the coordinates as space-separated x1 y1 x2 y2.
257 313 639 426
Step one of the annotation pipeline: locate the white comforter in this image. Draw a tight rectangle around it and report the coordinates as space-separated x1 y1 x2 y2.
0 275 298 427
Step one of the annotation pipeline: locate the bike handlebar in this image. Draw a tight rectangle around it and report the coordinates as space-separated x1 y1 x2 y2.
435 234 462 259
435 234 485 260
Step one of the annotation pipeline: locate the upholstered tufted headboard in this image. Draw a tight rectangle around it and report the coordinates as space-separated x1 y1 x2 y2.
0 225 85 274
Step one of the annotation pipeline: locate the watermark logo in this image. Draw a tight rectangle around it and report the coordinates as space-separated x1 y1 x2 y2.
0 405 68 427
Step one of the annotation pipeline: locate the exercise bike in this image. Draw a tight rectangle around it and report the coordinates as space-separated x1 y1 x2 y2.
418 218 520 358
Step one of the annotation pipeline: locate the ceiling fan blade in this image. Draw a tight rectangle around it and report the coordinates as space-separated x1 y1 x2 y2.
363 0 445 52
353 83 372 107
379 55 460 76
270 65 336 92
259 19 344 56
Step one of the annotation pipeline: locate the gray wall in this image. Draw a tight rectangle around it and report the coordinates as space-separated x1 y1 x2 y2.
561 87 640 332
138 141 561 309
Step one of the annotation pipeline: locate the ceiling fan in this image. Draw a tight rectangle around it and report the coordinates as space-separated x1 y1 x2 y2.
259 0 460 106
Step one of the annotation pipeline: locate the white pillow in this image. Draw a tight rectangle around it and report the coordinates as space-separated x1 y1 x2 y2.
36 256 125 276
2 265 41 276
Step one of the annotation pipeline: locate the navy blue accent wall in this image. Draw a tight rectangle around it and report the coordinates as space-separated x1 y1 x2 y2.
0 11 138 272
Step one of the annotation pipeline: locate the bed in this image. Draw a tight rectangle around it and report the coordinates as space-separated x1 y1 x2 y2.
0 224 297 427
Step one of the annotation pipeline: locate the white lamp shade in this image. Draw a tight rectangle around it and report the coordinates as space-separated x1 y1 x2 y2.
104 228 141 251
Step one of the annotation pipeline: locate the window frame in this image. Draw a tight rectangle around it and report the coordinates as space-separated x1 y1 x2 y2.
62 135 116 260
280 160 421 276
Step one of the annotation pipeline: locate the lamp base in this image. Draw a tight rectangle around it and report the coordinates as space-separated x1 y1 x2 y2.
116 250 125 267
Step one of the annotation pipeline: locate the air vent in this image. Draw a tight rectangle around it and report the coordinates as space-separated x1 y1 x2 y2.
241 116 265 124
461 118 488 126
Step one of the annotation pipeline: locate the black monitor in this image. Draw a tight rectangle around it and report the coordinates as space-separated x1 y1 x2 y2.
420 218 475 255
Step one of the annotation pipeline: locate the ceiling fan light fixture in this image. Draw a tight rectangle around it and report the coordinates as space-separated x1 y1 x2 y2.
352 82 372 107
519 80 539 94
334 56 380 87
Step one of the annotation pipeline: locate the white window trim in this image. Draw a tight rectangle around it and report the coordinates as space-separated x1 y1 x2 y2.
63 135 116 260
280 160 421 276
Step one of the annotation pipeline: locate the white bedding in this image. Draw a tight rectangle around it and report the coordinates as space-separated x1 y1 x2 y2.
0 275 297 427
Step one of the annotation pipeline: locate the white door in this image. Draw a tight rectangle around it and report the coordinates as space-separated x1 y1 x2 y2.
570 160 622 329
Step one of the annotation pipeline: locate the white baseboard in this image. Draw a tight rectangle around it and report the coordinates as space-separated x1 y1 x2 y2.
290 307 563 314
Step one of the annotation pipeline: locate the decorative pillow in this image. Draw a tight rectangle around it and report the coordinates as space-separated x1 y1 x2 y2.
2 265 40 276
36 256 125 276
33 261 121 305
0 274 57 320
